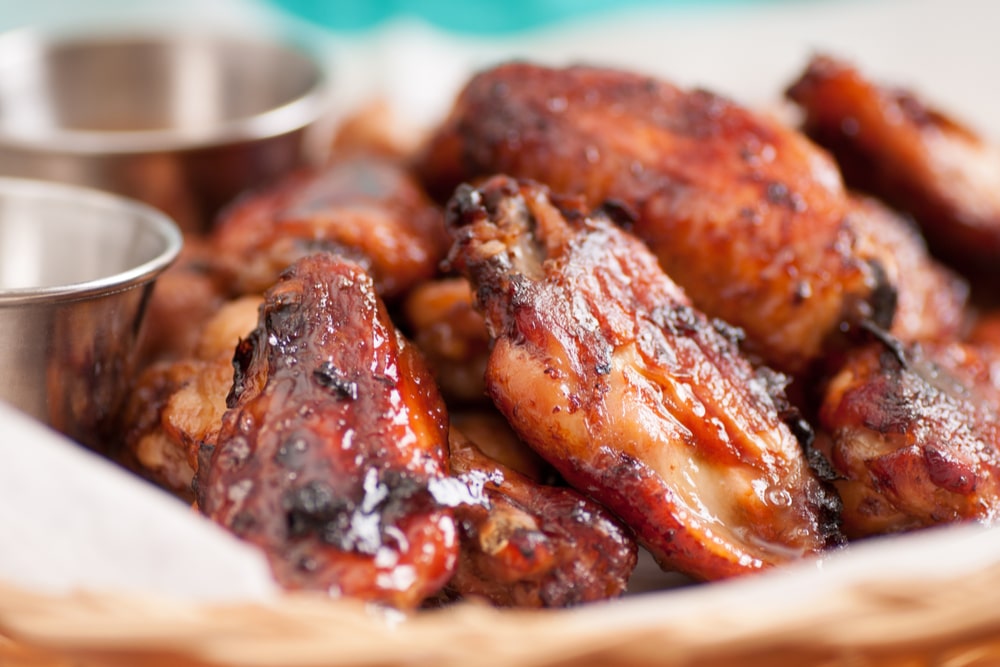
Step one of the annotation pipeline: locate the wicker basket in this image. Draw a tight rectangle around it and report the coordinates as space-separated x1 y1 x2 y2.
4 522 1000 667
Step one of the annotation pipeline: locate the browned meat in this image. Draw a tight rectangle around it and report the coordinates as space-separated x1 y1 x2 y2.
446 176 841 581
818 331 1000 538
122 358 231 499
197 254 458 608
446 427 636 607
210 153 449 299
418 62 891 374
403 278 491 404
848 195 968 344
787 54 1000 269
122 297 262 499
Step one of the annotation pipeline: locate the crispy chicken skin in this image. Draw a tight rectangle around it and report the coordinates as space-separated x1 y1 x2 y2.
446 427 636 607
787 54 1000 269
210 153 450 299
446 176 841 581
197 254 458 607
819 333 1000 538
418 62 889 374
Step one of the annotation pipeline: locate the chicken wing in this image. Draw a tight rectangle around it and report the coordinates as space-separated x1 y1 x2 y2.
446 427 636 607
787 54 1000 269
418 62 890 374
819 331 1000 538
446 176 841 581
210 153 449 299
197 254 458 607
402 278 492 404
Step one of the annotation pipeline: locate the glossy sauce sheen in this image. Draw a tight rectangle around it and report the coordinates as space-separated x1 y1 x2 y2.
446 176 841 580
418 62 887 374
197 254 458 607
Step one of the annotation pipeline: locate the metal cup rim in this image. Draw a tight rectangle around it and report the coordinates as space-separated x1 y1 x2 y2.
0 177 183 305
0 27 332 154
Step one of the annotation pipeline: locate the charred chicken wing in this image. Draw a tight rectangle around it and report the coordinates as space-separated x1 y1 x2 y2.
418 62 891 373
787 54 1000 269
819 332 1000 538
197 254 458 607
211 153 449 299
446 176 841 581
447 427 636 607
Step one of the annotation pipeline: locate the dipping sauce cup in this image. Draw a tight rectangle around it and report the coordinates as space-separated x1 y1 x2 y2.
0 177 182 450
0 30 329 232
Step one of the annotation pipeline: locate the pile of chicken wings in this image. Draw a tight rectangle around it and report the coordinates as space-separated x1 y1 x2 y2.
119 55 1000 609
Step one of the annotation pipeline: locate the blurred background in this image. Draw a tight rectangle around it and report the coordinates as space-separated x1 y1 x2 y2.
2 0 996 134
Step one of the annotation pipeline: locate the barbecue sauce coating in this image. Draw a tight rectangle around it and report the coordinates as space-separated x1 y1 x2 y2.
418 62 888 374
197 254 458 608
446 176 841 581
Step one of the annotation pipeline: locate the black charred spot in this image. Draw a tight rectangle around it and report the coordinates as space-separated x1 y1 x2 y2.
595 198 639 230
806 447 842 483
861 320 909 369
283 480 353 545
445 183 488 232
865 260 898 333
313 362 359 400
227 334 258 408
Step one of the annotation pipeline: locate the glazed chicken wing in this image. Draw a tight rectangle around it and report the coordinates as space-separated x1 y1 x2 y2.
446 176 841 581
418 62 891 374
197 254 458 607
210 153 449 299
787 54 1000 269
819 332 1000 538
447 427 636 607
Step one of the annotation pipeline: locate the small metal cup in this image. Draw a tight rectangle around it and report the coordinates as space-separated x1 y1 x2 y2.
0 29 329 232
0 177 182 450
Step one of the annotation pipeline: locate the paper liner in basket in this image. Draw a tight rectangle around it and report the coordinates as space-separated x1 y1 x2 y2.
5 521 1000 667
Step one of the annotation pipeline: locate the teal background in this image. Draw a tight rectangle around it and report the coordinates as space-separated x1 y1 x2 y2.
264 0 751 34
